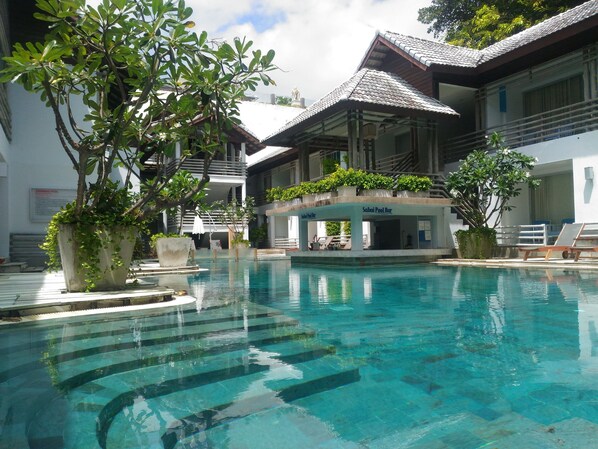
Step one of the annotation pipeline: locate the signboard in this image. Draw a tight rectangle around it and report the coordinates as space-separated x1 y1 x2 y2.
30 188 77 222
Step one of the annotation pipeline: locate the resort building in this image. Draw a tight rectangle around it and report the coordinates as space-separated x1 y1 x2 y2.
247 0 598 254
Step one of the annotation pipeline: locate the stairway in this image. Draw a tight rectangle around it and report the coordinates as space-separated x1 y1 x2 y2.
9 234 47 270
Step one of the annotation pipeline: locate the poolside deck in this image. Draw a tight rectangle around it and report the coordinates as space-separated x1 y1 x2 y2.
0 270 182 321
435 256 598 270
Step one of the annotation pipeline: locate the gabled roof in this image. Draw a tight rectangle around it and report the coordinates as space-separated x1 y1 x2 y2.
262 68 458 146
375 33 482 69
361 0 598 71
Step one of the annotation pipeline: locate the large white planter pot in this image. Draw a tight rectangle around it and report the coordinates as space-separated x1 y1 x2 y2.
396 190 430 198
58 224 137 292
360 189 393 197
156 237 192 267
336 186 357 197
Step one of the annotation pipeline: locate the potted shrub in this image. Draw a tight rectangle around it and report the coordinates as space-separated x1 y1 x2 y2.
396 175 433 198
327 167 362 197
2 0 275 290
447 132 540 259
214 197 256 260
150 233 193 268
360 173 395 197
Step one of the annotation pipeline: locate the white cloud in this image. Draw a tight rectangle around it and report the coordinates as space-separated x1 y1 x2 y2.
186 0 433 102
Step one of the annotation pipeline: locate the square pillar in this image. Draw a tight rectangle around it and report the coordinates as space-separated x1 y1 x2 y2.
350 208 363 251
299 218 309 251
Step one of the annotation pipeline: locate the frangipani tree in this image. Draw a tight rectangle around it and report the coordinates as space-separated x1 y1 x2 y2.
446 132 540 230
1 0 276 222
1 0 276 290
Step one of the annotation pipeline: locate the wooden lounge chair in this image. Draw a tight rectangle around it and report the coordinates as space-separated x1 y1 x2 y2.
569 224 598 261
321 235 335 250
519 223 584 261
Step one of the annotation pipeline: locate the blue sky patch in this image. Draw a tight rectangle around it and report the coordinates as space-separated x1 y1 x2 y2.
219 7 286 33
238 9 286 32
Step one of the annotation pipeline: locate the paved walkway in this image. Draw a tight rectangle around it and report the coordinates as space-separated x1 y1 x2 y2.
435 257 598 270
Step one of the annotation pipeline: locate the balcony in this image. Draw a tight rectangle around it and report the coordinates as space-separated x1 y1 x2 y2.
166 158 247 178
443 98 598 163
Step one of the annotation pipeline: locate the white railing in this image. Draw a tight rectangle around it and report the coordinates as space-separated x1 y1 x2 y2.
443 98 598 162
496 224 560 246
274 237 299 249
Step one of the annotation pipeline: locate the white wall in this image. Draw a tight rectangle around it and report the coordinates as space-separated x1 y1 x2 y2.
0 128 9 258
446 131 598 226
8 85 81 234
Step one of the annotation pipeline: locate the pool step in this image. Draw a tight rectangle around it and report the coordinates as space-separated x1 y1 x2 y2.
107 355 360 449
25 328 323 449
0 313 298 385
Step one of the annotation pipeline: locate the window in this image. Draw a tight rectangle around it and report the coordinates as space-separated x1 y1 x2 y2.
523 75 584 117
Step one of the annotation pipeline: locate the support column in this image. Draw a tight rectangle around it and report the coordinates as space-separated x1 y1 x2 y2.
299 218 309 251
298 143 310 182
350 208 363 251
347 110 358 169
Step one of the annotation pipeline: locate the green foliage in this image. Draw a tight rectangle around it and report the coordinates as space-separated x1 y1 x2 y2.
326 222 341 236
455 228 497 259
1 0 276 223
213 197 256 246
265 167 395 201
249 223 268 245
418 0 584 48
446 132 540 229
342 221 351 236
40 181 142 290
276 96 292 106
396 175 433 192
322 158 338 175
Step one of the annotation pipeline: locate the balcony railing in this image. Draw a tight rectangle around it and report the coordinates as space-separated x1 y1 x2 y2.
443 98 598 163
166 158 247 178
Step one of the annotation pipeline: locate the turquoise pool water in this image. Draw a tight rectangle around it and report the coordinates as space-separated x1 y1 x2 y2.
1 262 598 449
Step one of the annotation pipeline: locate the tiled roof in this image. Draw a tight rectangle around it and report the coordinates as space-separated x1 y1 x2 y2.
379 32 482 68
480 0 598 63
262 69 458 145
375 0 597 69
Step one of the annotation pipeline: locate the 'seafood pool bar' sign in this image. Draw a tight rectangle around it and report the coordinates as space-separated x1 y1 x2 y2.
30 188 76 222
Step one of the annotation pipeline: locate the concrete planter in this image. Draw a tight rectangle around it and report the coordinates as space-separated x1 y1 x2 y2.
302 194 317 203
315 191 337 202
360 189 393 197
336 186 357 197
396 190 430 198
58 224 136 292
456 230 496 259
156 237 192 267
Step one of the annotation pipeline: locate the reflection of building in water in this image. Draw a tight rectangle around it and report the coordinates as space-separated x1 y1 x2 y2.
289 271 300 305
363 277 372 303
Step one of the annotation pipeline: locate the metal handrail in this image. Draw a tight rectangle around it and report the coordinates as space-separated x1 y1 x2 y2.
166 158 247 177
443 98 598 162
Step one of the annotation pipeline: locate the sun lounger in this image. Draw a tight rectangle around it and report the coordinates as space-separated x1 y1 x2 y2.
569 224 598 261
321 236 335 250
519 223 584 261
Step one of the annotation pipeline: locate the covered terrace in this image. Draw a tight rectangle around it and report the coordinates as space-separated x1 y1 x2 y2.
262 68 459 262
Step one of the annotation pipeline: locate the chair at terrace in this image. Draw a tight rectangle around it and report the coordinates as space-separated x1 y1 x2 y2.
519 223 584 261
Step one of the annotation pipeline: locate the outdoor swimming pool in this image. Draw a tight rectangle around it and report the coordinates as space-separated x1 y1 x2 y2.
1 261 598 449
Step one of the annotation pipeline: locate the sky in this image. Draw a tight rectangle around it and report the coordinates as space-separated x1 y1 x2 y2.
185 0 435 103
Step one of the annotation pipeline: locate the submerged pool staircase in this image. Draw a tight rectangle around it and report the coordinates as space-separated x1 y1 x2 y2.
0 302 360 449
